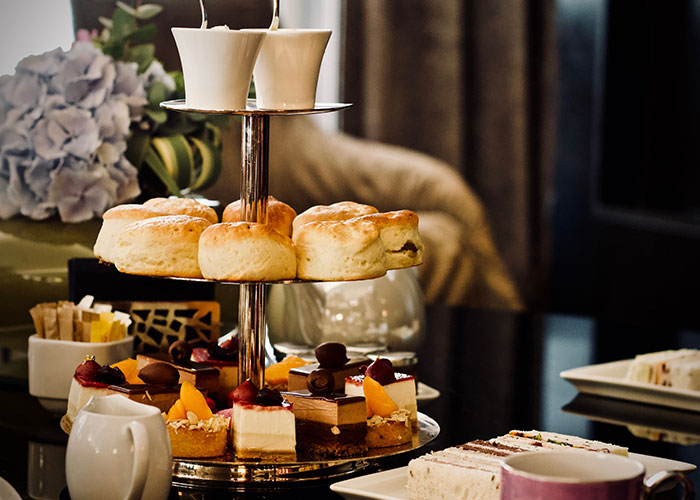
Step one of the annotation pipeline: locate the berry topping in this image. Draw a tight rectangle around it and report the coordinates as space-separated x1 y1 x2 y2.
169 340 193 365
96 365 126 385
307 368 334 395
364 358 395 385
314 342 349 368
255 388 284 406
206 397 217 413
138 362 179 386
230 379 259 404
207 338 238 361
74 357 101 382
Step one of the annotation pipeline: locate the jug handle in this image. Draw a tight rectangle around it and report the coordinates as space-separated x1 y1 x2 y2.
643 470 695 499
125 421 150 500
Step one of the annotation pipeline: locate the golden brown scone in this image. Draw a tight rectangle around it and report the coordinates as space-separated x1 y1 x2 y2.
292 201 378 235
293 218 387 281
198 222 297 281
355 210 424 269
113 215 212 278
222 196 297 237
143 197 218 223
94 204 169 263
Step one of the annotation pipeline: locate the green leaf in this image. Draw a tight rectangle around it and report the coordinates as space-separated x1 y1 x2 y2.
144 145 181 196
144 107 168 124
152 135 195 189
110 8 135 43
135 4 163 20
126 43 155 73
125 129 151 167
169 71 185 98
98 16 114 29
148 81 168 107
115 1 138 17
124 23 157 45
189 137 222 191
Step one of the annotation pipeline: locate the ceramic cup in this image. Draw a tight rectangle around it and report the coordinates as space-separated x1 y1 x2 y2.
171 27 265 110
27 334 134 414
500 450 694 500
66 395 172 500
245 28 331 110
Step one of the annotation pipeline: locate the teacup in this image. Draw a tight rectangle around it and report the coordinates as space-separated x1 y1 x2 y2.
66 395 172 500
246 28 331 110
172 27 265 110
501 450 694 500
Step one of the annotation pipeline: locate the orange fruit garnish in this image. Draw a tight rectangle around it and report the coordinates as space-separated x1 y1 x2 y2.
363 376 397 418
265 355 311 384
180 381 213 421
110 358 143 384
167 399 187 421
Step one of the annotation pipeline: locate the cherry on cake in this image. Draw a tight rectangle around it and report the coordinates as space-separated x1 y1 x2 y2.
283 367 367 458
230 380 296 461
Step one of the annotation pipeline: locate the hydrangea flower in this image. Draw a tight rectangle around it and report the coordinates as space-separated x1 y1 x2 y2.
0 41 155 222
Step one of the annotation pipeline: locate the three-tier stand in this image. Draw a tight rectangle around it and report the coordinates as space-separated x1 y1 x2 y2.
160 99 439 490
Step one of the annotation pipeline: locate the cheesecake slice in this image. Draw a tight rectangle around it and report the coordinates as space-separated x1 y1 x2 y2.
345 371 417 426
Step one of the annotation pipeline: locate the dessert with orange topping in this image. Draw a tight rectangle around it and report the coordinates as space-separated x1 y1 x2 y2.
164 381 229 458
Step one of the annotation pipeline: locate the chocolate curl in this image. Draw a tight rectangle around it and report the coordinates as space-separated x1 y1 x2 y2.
29 305 44 338
57 301 74 341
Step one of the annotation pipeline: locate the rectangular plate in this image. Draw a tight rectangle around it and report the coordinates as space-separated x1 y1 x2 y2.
560 359 700 411
330 453 696 500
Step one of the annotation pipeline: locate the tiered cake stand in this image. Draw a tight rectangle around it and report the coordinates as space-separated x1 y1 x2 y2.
159 99 439 489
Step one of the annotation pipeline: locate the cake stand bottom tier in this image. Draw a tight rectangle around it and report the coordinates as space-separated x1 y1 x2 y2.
171 412 439 489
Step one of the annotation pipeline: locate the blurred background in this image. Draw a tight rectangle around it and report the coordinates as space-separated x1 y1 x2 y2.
2 0 700 330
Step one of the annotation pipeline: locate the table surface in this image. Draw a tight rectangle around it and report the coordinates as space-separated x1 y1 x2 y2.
2 306 699 499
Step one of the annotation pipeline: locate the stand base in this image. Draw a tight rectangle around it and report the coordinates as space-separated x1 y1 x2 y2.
171 412 439 489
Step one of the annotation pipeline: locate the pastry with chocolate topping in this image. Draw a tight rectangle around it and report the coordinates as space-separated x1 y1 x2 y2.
191 337 240 403
136 340 220 398
283 366 368 458
287 342 368 392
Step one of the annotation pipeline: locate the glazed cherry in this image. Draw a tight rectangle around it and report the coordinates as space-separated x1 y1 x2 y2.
365 358 395 385
74 358 101 382
230 379 259 404
256 388 283 406
96 365 126 385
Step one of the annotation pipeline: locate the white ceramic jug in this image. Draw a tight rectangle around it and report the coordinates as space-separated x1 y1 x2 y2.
65 395 172 500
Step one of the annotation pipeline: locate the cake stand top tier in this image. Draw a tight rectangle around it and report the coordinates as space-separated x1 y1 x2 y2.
161 99 352 116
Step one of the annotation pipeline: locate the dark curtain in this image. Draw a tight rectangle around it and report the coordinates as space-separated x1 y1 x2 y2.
342 0 557 307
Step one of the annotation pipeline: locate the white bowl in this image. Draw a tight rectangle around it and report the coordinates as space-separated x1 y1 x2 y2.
28 334 134 413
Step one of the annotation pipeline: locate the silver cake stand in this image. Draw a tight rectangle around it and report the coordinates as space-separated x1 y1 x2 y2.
158 99 439 487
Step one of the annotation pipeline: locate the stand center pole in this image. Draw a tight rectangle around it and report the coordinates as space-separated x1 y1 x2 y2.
238 114 270 388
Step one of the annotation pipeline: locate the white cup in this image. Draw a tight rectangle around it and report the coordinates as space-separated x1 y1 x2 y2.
172 27 265 110
66 395 172 500
247 29 331 110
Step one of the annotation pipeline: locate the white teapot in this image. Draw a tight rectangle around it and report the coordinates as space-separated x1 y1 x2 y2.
65 395 172 500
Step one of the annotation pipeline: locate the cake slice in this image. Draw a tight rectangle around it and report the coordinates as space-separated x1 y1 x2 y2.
406 430 628 500
164 381 228 458
345 357 418 427
230 380 296 461
625 349 700 386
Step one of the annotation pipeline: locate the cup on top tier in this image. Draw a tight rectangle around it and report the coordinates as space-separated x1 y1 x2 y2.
246 29 331 110
171 27 265 110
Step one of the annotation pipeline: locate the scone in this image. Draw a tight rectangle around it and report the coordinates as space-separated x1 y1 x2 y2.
113 215 212 278
222 196 297 237
93 204 168 263
292 201 378 235
144 197 218 223
293 218 387 281
355 210 423 269
198 222 297 281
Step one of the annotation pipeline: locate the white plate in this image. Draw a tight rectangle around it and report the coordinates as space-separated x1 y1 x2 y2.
416 382 440 404
330 453 696 500
560 359 700 411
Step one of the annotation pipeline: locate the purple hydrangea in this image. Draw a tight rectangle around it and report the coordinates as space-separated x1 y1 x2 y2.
0 42 154 222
